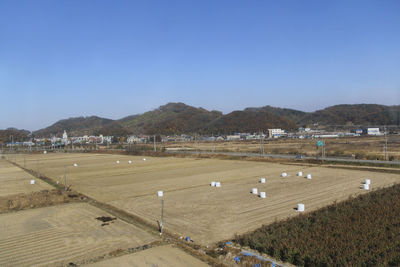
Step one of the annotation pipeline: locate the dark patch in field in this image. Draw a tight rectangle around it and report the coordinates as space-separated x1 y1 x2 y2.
96 216 117 223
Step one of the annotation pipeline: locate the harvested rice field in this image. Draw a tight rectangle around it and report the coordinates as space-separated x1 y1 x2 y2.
0 202 157 267
0 159 52 197
18 153 400 245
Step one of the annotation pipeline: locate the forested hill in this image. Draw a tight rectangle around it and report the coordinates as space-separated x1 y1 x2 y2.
33 116 128 137
0 128 31 143
29 103 399 137
298 104 400 126
119 102 223 135
205 109 297 134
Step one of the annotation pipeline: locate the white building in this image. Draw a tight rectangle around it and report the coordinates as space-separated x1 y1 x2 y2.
62 130 68 145
127 135 147 143
268 129 285 138
226 135 241 141
367 128 381 136
102 136 113 144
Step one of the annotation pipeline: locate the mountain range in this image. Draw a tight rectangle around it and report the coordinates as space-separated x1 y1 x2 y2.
2 103 399 139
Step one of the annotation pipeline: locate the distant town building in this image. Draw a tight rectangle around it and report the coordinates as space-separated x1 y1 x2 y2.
354 129 363 134
268 129 285 138
102 136 113 144
227 135 241 141
127 135 147 143
62 130 68 145
366 128 381 136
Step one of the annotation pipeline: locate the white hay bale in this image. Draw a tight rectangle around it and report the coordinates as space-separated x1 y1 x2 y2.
297 171 303 177
143 158 146 161
306 174 312 179
260 192 266 198
128 160 132 164
43 151 47 154
297 203 305 212
116 160 120 164
73 163 78 167
252 188 258 194
365 179 371 185
157 190 163 197
260 178 266 183
211 181 216 187
363 184 369 190
215 182 221 187
281 172 287 177
30 179 35 185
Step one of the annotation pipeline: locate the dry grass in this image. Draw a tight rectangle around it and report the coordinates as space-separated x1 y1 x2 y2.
160 135 400 160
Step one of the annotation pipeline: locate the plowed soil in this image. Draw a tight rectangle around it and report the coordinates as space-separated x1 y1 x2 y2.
0 203 157 267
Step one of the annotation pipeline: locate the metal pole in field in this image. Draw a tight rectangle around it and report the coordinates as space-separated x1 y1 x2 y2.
160 199 164 234
259 132 264 156
262 132 264 155
154 135 156 152
64 165 67 191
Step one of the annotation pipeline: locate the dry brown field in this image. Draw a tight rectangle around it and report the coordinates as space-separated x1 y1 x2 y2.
19 153 400 246
84 245 210 267
0 202 157 267
161 135 400 160
0 159 52 197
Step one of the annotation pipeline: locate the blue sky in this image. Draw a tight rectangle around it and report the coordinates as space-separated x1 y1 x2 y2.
1 0 399 130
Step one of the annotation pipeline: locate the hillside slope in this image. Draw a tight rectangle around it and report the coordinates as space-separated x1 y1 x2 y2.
298 104 400 126
119 102 223 135
206 109 297 134
33 116 128 137
0 128 31 143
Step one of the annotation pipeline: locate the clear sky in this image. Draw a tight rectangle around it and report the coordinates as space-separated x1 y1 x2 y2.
1 0 399 130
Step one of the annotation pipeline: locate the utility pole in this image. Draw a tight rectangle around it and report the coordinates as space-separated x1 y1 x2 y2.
384 126 388 161
213 137 216 153
153 135 156 152
259 131 264 156
10 135 13 152
262 132 264 155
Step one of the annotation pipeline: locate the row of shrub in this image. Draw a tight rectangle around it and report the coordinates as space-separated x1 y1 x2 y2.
237 184 400 266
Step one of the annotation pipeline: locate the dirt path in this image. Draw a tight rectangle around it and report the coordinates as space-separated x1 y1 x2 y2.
84 245 210 267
